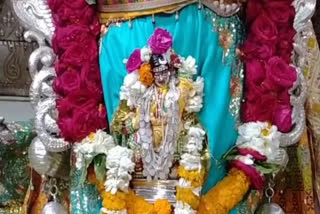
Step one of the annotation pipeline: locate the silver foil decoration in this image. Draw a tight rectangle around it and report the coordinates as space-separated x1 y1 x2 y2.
256 203 286 214
11 0 55 43
279 68 307 147
278 0 314 147
10 0 70 152
28 137 70 179
41 201 68 214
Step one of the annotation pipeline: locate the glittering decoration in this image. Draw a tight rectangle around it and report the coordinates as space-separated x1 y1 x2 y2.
70 168 102 214
0 121 34 208
204 8 245 124
219 29 232 50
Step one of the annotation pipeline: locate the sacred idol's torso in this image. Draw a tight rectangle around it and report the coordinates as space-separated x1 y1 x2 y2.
110 31 210 202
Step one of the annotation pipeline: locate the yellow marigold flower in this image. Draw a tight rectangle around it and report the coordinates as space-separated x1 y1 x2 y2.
154 199 172 214
126 190 154 214
178 166 205 188
198 168 250 214
101 191 127 211
176 187 200 210
139 64 154 86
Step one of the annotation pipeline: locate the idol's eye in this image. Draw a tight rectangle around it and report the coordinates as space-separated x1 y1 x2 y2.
159 55 167 65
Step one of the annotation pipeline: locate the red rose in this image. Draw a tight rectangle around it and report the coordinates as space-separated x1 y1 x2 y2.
54 5 95 27
243 89 278 123
64 0 87 9
265 57 297 90
80 62 103 96
265 1 295 27
251 13 278 43
245 59 266 85
276 28 295 64
89 17 101 37
54 60 80 76
70 104 107 142
65 89 100 108
56 98 74 118
272 104 293 133
242 37 275 60
47 0 63 13
52 25 91 55
60 38 98 66
53 70 81 96
246 0 263 23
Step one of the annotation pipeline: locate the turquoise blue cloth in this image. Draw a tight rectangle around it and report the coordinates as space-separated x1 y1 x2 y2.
99 3 243 213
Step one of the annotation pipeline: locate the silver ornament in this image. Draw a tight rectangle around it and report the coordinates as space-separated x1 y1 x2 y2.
41 201 68 214
28 137 70 179
256 203 286 214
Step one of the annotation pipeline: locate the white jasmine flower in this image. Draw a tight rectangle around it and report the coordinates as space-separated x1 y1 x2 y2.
175 201 196 214
140 47 152 62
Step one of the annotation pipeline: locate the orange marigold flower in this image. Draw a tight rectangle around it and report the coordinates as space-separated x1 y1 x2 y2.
139 63 154 86
154 199 172 214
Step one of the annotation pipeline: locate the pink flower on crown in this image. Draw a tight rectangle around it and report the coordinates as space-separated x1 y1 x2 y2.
126 49 142 73
148 28 173 54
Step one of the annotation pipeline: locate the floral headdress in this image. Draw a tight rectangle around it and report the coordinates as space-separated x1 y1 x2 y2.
125 28 197 87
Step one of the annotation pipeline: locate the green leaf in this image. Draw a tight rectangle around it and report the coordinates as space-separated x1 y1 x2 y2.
255 162 280 174
86 0 96 5
94 154 107 182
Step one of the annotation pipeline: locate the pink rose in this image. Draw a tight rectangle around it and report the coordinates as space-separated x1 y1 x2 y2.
126 49 142 72
273 104 293 133
52 25 91 55
242 36 275 60
251 13 278 43
148 28 173 54
265 1 295 27
232 160 266 190
245 59 266 85
265 56 297 90
246 0 263 23
53 70 81 96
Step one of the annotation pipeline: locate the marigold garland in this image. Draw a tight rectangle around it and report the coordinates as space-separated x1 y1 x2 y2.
139 63 154 86
153 200 172 214
177 166 205 188
198 168 250 214
176 187 200 210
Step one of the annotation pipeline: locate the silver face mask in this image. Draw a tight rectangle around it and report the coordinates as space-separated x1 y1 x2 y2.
150 54 170 87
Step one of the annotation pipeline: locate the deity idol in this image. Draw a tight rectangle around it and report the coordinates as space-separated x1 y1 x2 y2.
2 0 317 214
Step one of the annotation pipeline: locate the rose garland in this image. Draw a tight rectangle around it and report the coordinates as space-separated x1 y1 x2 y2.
198 0 297 213
47 0 107 143
241 0 297 133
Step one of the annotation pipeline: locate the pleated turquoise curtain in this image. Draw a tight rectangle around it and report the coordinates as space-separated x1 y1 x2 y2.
99 3 243 213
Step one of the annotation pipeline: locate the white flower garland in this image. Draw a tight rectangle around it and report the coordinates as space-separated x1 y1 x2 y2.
236 121 281 164
105 146 135 194
175 126 205 214
73 130 115 170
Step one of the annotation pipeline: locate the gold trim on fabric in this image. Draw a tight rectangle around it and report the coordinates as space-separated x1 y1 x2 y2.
98 0 195 12
99 4 184 23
